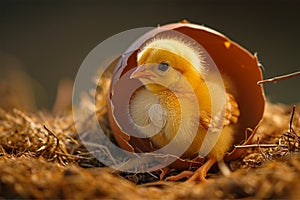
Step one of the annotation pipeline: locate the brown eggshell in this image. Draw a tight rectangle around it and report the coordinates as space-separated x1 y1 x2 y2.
107 21 265 169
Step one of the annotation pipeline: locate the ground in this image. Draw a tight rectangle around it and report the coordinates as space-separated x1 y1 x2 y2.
0 88 300 199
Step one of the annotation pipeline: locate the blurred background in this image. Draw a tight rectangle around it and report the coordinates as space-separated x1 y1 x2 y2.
0 0 299 111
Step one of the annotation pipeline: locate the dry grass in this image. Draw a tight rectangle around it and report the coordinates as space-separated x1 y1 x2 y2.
0 73 300 199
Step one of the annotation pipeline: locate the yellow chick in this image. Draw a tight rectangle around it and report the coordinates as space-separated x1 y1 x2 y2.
129 35 240 181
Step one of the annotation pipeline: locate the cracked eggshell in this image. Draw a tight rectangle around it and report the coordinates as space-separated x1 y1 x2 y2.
107 22 265 169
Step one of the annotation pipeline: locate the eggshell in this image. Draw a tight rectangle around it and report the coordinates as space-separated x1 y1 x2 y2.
107 21 265 169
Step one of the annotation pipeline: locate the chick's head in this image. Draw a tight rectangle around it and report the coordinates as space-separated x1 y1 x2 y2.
130 37 207 93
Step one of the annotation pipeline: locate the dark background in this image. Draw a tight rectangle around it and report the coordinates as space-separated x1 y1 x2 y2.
0 0 299 110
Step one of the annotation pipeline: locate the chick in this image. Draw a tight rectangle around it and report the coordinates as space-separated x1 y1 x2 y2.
129 35 240 181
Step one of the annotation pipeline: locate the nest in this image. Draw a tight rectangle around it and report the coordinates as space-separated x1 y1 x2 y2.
0 73 300 199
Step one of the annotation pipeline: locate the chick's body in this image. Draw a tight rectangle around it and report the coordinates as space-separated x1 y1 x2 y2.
129 36 239 181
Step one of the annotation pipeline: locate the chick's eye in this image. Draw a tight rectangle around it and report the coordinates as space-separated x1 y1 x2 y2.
158 62 169 72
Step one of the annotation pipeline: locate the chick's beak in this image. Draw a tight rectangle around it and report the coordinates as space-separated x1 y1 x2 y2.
130 65 157 80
